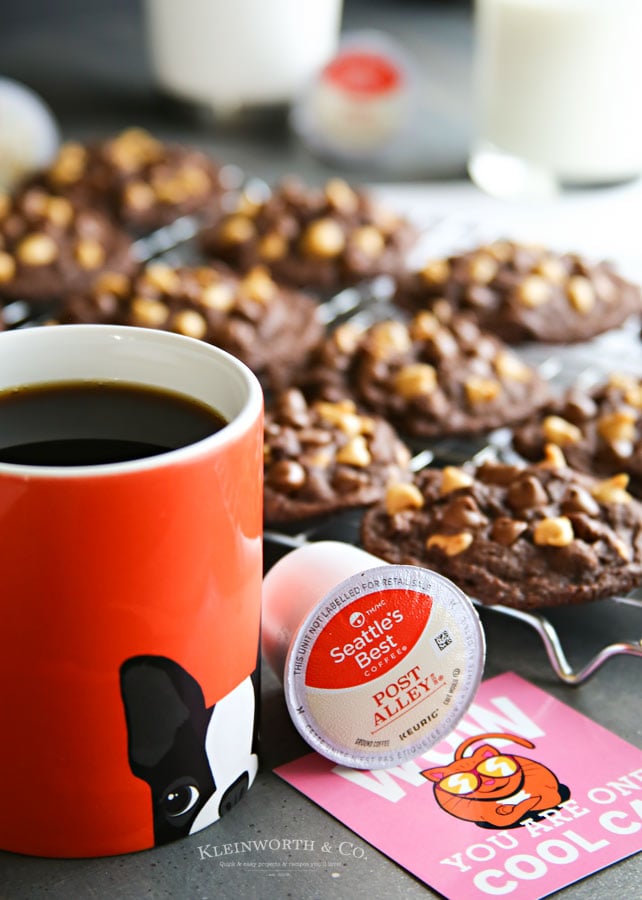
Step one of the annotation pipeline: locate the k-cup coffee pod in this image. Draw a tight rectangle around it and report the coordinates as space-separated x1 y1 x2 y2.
291 30 418 163
262 541 485 770
0 77 60 190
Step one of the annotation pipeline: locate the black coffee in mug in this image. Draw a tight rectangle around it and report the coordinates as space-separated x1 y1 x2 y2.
0 381 228 466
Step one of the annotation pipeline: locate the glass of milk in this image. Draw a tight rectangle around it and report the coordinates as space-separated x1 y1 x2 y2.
144 0 343 118
468 0 642 198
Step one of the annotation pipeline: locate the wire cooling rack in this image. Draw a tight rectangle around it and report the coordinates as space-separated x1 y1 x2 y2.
258 214 642 686
5 206 642 685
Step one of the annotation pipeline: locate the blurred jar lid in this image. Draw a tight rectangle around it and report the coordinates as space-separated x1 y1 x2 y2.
291 30 419 165
0 77 60 191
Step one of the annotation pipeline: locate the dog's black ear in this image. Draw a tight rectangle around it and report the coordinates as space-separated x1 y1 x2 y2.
119 655 208 772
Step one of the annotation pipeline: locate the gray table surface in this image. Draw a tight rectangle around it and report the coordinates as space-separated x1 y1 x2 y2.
1 2 641 898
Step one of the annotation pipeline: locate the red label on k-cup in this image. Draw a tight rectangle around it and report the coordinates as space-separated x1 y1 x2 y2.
305 587 433 690
323 52 402 96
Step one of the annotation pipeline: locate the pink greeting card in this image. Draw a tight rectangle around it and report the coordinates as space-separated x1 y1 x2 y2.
275 673 642 899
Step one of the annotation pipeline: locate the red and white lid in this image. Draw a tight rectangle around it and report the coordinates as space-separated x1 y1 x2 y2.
263 542 485 770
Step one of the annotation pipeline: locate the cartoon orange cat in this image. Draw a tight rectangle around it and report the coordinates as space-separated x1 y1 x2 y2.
421 733 570 829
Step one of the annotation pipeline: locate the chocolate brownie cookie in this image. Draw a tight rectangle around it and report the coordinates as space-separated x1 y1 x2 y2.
394 240 642 344
200 176 417 292
512 373 642 498
0 187 136 304
361 450 642 609
300 305 550 438
264 389 412 524
58 262 324 389
30 128 226 232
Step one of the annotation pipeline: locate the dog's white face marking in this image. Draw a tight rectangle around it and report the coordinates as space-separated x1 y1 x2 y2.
189 676 259 835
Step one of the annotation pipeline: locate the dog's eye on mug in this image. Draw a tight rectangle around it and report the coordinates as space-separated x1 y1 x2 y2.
162 782 200 818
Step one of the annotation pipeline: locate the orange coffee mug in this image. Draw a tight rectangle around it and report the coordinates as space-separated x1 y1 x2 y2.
0 324 263 857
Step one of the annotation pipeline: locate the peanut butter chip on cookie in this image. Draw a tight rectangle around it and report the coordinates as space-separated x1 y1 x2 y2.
494 351 533 383
465 376 501 404
350 226 384 257
534 256 567 284
49 142 87 184
591 474 632 504
94 271 131 297
597 411 636 444
385 482 424 515
301 218 346 259
219 215 256 244
131 296 168 327
394 364 437 398
259 232 288 261
426 532 473 556
518 275 551 307
173 309 208 339
539 444 567 469
324 178 359 215
0 251 16 282
533 516 574 547
420 258 450 285
200 280 235 312
624 384 642 409
332 322 363 355
335 435 372 467
17 233 58 266
124 182 155 211
46 197 74 227
143 263 182 295
369 321 411 359
567 275 595 313
542 415 583 446
410 311 440 340
469 253 498 284
75 239 106 270
241 267 276 304
440 467 474 495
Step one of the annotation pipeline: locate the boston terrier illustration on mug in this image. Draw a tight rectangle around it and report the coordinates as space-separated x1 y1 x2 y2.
120 655 259 845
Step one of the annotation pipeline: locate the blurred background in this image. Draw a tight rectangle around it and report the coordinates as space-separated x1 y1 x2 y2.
0 0 474 183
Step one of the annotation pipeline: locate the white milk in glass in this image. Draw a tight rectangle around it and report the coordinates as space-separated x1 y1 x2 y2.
469 0 642 197
145 0 343 115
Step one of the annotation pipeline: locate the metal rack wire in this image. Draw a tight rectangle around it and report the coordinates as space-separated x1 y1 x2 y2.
476 595 642 685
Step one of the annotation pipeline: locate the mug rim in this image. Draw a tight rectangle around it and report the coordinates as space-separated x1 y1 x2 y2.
0 324 264 479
